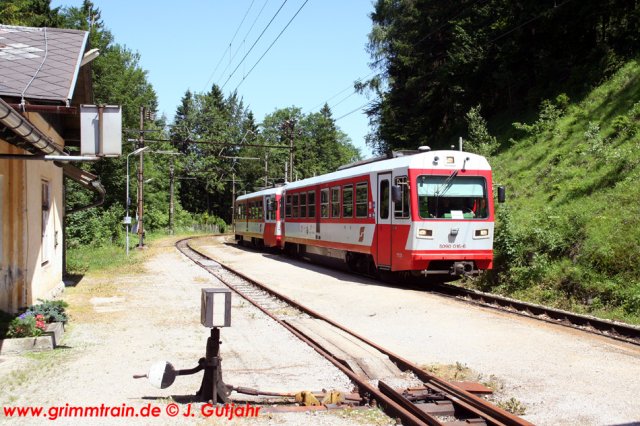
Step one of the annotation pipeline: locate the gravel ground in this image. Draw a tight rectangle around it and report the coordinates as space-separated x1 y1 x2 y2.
0 238 391 426
191 235 640 426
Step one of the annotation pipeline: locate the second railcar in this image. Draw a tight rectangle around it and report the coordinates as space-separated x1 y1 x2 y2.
234 186 283 248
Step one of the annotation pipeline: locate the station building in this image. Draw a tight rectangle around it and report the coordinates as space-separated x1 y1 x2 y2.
0 24 108 313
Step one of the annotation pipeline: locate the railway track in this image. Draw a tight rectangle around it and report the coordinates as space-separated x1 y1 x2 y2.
176 237 532 426
289 241 640 347
429 283 640 346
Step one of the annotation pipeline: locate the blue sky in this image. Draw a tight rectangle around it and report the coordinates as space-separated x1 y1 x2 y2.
52 0 377 157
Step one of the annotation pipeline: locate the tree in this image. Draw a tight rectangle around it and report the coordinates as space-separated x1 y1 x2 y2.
0 0 63 27
362 0 640 153
61 1 163 241
464 105 498 157
171 85 254 222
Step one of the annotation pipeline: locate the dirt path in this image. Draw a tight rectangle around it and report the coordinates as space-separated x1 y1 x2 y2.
0 237 389 426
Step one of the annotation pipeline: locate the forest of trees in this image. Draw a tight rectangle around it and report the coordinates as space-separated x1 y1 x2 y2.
361 0 640 154
0 0 361 246
5 0 640 319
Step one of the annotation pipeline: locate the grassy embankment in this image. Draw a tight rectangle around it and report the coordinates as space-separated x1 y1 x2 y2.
473 60 640 324
65 230 210 276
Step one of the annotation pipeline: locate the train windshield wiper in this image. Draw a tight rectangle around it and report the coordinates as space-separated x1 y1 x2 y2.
434 169 459 198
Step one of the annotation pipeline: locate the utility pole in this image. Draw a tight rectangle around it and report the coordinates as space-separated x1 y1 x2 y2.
169 156 175 234
231 173 236 228
137 106 145 248
288 120 295 182
264 151 268 187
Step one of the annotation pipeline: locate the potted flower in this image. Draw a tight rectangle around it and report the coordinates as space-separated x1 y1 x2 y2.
7 312 47 338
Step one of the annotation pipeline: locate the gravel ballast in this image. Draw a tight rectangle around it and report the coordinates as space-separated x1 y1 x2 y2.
193 236 640 426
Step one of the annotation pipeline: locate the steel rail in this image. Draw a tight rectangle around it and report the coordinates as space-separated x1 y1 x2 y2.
178 237 532 426
432 282 640 346
176 238 427 426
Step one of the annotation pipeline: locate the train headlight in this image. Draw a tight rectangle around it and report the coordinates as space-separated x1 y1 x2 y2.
474 229 489 239
417 228 433 239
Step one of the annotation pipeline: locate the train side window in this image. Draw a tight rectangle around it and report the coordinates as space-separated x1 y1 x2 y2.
356 182 368 218
320 189 329 218
280 196 284 219
394 176 410 219
259 200 263 220
300 192 307 218
342 184 353 218
286 195 292 218
331 187 340 218
292 194 299 218
379 180 389 220
308 191 316 218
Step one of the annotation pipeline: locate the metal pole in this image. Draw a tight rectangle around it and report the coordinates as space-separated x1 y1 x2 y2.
169 157 175 234
211 327 220 404
264 152 268 187
126 154 130 256
137 106 145 248
289 120 294 182
231 173 235 229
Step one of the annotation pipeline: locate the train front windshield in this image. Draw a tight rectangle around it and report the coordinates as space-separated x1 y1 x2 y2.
417 175 488 219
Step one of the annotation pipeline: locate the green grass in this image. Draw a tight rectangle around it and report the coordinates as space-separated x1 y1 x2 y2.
65 230 213 276
473 59 640 324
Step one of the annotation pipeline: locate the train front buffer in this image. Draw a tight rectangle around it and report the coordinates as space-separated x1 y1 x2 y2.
406 220 494 277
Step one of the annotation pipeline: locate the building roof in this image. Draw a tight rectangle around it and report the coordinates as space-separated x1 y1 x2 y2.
0 24 88 104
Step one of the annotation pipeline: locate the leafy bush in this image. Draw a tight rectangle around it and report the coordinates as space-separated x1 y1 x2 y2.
188 212 228 233
513 94 569 136
28 300 69 324
465 104 499 157
66 205 124 248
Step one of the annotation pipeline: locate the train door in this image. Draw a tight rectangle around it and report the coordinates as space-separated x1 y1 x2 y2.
377 173 392 268
315 188 320 236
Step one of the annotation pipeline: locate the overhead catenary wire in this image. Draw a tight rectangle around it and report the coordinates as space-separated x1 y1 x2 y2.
203 0 257 91
213 0 272 88
306 70 376 113
136 138 292 149
220 0 290 90
334 101 373 122
235 0 310 91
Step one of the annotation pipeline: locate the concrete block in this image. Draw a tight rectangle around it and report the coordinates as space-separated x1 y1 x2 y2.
44 322 64 347
0 335 54 355
0 322 64 355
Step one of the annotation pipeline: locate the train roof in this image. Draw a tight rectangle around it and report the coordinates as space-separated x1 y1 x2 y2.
285 150 491 190
235 185 283 202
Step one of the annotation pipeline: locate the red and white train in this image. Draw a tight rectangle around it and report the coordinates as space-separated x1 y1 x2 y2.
234 148 504 279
